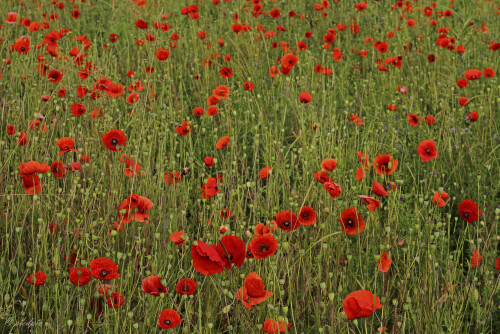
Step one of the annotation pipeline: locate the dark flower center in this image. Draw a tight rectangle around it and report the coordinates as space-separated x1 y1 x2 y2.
345 218 355 228
164 319 172 326
184 285 190 292
283 220 291 228
99 269 109 278
425 149 431 154
463 211 470 218
111 138 118 145
258 245 269 253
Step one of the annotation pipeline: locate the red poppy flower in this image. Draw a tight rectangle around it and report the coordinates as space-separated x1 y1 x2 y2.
69 267 92 286
27 271 47 286
269 8 281 18
169 230 185 245
191 241 225 276
235 272 274 310
428 54 436 63
338 208 365 235
357 152 371 169
483 68 495 78
70 102 86 117
126 92 140 104
243 81 254 91
464 69 482 81
372 180 389 197
5 12 18 24
204 156 215 167
155 47 169 61
216 136 230 149
142 276 168 296
407 114 419 127
220 208 231 219
324 181 341 199
456 78 467 88
216 235 246 269
466 111 479 122
220 66 233 79
157 309 182 329
201 177 220 199
48 69 63 83
262 319 291 334
425 115 436 125
51 160 66 179
458 199 481 224
299 92 312 103
343 290 382 320
56 137 78 155
6 124 16 135
470 250 481 269
107 292 124 309
175 122 192 136
259 166 272 179
102 129 127 152
373 154 398 175
176 278 197 295
458 97 469 106
495 257 500 271
417 139 439 162
321 158 337 171
432 191 449 207
298 206 317 225
164 171 182 185
249 234 278 259
193 107 204 116
355 167 365 181
275 210 300 231
89 257 120 281
213 85 230 99
313 170 330 184
377 252 392 272
357 195 380 211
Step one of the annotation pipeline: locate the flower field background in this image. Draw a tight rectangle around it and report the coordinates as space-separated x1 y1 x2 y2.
0 0 499 333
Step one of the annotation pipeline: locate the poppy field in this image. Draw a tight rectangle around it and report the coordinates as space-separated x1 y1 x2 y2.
1 0 500 333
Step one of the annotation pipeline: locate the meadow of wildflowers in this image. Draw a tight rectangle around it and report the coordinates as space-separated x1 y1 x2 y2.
0 0 499 333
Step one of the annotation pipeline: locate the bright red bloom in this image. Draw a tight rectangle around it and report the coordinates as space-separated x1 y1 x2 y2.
275 210 300 231
216 235 246 269
102 129 127 152
157 309 182 330
89 257 120 281
432 191 449 207
373 154 398 175
321 158 337 171
51 160 66 179
169 230 185 245
314 170 331 184
417 140 439 162
372 180 389 197
470 250 481 269
70 102 86 117
298 206 317 225
324 181 341 199
338 208 365 235
142 276 168 296
191 241 225 276
27 271 47 286
262 319 291 334
176 278 197 295
249 234 278 259
201 177 220 199
357 195 380 211
377 252 392 272
107 292 124 309
235 272 273 310
216 136 230 149
464 69 482 81
204 156 215 167
69 267 92 286
458 199 481 224
299 92 312 103
259 166 272 179
56 137 78 155
343 290 382 320
155 47 169 61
